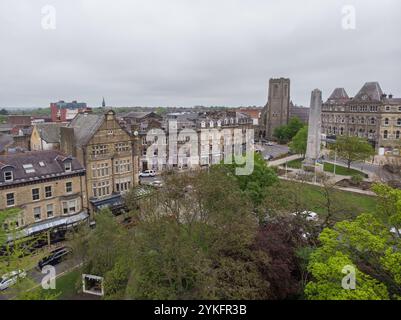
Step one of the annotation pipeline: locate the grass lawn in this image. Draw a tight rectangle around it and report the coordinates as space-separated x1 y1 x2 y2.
286 159 366 177
29 269 81 300
53 270 81 299
278 180 377 217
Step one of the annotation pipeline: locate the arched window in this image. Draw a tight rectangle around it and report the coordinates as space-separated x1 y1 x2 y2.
370 117 375 125
397 118 401 126
384 130 388 139
396 131 400 139
384 118 389 125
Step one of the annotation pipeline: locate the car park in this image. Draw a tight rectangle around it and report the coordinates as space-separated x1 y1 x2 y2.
0 270 27 291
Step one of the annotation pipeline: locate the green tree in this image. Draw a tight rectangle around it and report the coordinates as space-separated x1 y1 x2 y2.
330 136 375 169
70 209 132 299
305 184 401 300
216 153 278 224
273 117 304 144
0 208 57 300
80 170 273 300
289 126 308 158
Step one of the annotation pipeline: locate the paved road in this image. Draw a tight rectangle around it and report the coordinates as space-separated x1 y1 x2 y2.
324 157 400 181
0 259 80 300
139 176 162 185
256 143 290 159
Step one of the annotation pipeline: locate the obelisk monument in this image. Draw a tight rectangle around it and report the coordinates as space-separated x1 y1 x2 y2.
303 89 322 171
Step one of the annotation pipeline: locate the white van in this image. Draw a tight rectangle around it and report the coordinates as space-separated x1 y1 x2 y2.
139 170 157 178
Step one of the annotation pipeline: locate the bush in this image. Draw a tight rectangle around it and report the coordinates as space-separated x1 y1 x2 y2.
350 174 364 186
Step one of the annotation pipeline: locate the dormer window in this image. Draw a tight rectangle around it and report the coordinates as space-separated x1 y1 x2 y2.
201 121 206 128
4 171 13 182
64 162 72 172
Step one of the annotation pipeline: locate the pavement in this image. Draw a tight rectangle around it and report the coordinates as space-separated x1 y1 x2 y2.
268 154 303 167
256 143 290 159
324 157 400 182
0 259 81 300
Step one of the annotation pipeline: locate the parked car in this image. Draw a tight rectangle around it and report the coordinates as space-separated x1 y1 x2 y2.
0 270 27 291
139 170 157 177
292 211 319 222
37 247 72 270
149 180 163 188
264 155 274 161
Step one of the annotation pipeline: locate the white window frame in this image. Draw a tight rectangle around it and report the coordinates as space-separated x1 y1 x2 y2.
65 181 73 194
45 185 53 198
6 193 15 207
32 188 40 201
46 204 54 218
64 162 72 172
4 171 13 182
33 207 42 221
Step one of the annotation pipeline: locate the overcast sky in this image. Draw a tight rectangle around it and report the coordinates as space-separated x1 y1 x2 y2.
1 0 400 109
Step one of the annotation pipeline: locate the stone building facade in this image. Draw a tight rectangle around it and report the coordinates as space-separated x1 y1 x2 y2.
30 123 66 151
260 78 291 139
321 82 401 155
120 111 253 171
60 110 139 213
0 151 87 242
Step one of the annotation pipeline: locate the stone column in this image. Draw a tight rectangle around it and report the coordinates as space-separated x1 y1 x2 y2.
303 89 322 170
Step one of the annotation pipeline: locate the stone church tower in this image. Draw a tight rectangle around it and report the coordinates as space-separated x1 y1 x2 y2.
263 78 291 139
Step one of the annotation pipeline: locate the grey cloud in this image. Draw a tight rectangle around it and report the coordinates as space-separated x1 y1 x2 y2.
0 0 400 108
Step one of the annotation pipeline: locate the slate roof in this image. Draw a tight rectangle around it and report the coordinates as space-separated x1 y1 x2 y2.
0 150 85 186
327 88 349 102
0 124 13 133
35 123 65 143
68 113 104 147
0 134 14 153
354 82 384 102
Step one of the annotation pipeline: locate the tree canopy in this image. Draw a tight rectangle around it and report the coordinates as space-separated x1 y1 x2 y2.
305 184 401 300
273 117 305 144
289 126 308 157
330 136 375 169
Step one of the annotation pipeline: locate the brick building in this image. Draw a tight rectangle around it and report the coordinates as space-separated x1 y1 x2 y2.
50 100 91 122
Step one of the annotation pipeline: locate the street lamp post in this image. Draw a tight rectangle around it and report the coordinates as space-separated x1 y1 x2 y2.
334 150 337 176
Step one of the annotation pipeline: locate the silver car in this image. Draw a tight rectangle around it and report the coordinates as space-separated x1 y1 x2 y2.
0 270 27 291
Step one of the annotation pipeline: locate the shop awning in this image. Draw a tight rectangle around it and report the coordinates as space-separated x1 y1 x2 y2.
7 211 89 242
